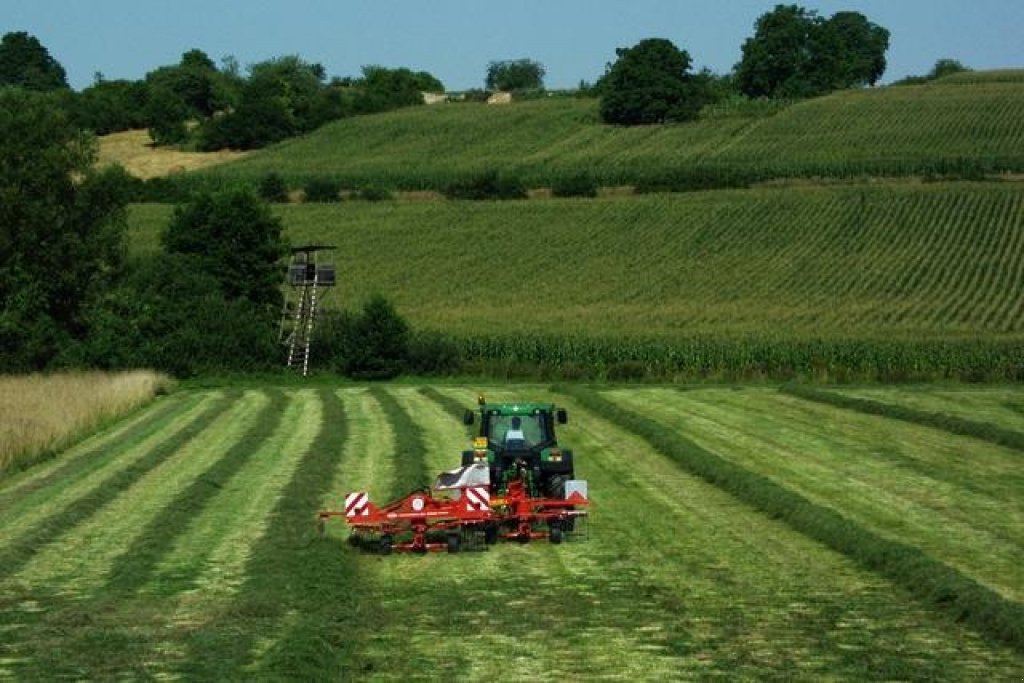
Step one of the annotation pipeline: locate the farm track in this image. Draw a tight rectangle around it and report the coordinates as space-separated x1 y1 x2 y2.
1 386 1022 679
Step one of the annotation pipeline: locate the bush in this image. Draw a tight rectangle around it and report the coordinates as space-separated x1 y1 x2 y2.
442 170 527 200
551 172 598 198
320 296 410 379
303 177 340 203
407 330 462 375
353 185 392 201
258 172 289 202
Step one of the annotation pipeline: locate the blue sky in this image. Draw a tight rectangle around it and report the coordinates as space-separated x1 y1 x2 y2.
6 1 1023 91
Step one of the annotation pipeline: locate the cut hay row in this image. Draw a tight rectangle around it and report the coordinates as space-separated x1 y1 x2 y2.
833 386 1024 434
1 386 1022 678
781 384 1024 453
560 385 1024 652
0 370 172 476
611 387 1024 602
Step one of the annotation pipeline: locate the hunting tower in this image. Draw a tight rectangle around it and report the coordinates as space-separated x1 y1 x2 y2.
279 245 336 376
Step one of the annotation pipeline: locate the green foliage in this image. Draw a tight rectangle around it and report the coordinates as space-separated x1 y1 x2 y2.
485 59 545 91
930 58 971 80
357 65 441 112
146 86 190 146
0 89 127 371
78 254 280 375
257 172 289 203
69 78 150 135
442 169 527 200
320 296 410 379
736 5 889 98
196 81 1024 192
162 189 289 311
0 31 67 91
146 49 234 120
599 38 708 125
352 185 392 201
551 172 598 198
302 177 340 203
406 330 462 375
197 55 323 150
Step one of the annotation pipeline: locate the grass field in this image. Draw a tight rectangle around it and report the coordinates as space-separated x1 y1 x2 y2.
1 383 1022 679
190 73 1024 191
0 371 170 476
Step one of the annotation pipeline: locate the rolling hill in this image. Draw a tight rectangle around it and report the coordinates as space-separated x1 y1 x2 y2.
123 70 1024 378
192 71 1024 191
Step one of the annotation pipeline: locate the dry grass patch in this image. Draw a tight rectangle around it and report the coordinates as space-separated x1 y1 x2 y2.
97 129 248 179
0 370 172 475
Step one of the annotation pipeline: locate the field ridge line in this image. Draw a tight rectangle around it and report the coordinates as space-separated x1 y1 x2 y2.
554 384 1024 652
780 384 1024 453
370 386 429 500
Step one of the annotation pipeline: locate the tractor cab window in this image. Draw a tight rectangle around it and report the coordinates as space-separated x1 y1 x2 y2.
486 412 550 449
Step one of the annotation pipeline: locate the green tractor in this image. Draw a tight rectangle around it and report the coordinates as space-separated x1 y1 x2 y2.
461 397 576 500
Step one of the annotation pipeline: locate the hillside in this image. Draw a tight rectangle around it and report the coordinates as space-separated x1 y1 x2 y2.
194 72 1024 190
128 181 1024 344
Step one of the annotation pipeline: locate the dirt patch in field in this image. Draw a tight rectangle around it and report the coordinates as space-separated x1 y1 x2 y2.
97 129 249 180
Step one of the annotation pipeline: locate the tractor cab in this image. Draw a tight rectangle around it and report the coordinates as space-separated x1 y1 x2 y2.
462 397 573 498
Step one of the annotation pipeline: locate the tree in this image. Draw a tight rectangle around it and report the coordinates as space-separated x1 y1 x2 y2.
736 5 889 98
0 89 128 370
0 31 67 91
486 59 545 91
357 65 443 112
929 58 970 80
69 78 150 135
198 55 325 150
598 38 708 125
162 189 289 312
827 12 889 87
736 5 818 98
326 295 410 379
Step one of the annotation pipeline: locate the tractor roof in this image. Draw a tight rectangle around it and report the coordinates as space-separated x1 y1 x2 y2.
481 402 555 415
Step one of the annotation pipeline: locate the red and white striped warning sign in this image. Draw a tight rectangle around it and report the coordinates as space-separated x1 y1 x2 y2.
464 486 490 512
345 491 370 517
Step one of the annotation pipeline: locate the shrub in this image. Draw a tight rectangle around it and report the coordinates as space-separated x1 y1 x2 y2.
321 295 410 380
551 172 598 198
353 185 393 201
406 330 462 375
303 177 340 203
258 172 289 202
442 170 527 200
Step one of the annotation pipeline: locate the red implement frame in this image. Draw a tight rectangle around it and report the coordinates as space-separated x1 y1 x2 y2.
318 478 588 553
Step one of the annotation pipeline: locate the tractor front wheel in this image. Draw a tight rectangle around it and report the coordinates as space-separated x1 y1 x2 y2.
380 534 393 555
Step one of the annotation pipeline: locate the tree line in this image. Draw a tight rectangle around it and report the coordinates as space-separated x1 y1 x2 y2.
3 4 970 142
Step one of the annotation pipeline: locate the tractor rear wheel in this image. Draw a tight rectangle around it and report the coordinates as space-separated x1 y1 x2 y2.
549 523 563 544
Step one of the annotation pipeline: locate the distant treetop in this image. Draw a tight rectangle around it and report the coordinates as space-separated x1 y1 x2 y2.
0 31 68 92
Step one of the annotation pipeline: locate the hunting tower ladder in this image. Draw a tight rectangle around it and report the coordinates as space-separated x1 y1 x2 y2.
279 245 337 376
